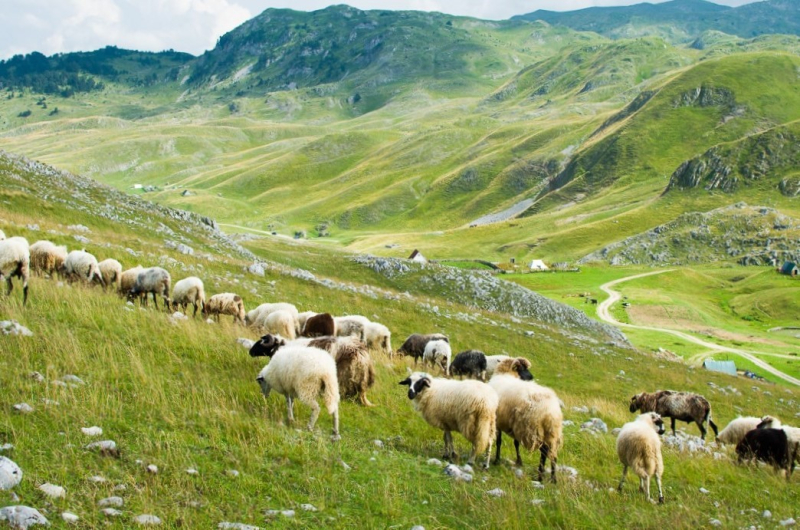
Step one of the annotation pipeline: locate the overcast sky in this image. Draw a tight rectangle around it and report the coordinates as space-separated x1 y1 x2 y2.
0 0 763 60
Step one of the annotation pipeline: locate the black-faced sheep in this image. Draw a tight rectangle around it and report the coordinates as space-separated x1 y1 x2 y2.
397 333 448 363
617 412 666 503
29 240 67 279
399 372 498 468
489 357 561 481
301 312 335 338
450 350 487 381
629 390 718 440
98 259 122 291
422 339 452 376
334 315 370 340
0 236 30 306
129 267 170 310
62 249 104 286
204 293 245 324
171 276 206 317
716 417 761 446
119 265 143 298
363 322 392 355
256 344 340 440
736 427 796 480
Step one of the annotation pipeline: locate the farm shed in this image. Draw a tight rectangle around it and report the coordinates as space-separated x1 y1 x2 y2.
703 360 737 376
779 261 798 276
408 249 428 264
528 259 549 271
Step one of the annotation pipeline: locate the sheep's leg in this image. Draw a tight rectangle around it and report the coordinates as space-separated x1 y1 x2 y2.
483 435 493 470
443 431 454 461
466 443 478 467
697 420 707 440
643 476 651 501
709 418 719 438
493 430 503 465
514 439 523 467
538 444 550 483
617 465 628 492
670 417 676 436
359 390 375 407
5 276 12 296
152 292 158 310
551 452 557 483
285 396 295 424
306 399 321 432
331 409 341 442
655 473 664 503
192 303 198 317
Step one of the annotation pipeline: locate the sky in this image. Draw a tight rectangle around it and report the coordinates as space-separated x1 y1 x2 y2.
0 0 763 60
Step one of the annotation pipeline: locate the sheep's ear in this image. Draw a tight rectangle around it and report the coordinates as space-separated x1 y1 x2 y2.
406 367 413 375
399 377 411 386
419 377 431 389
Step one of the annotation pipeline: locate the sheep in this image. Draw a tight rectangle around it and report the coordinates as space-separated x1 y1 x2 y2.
716 417 761 446
119 265 143 298
204 292 245 324
256 344 340 439
423 339 452 376
0 229 4 240
170 276 206 317
301 312 335 338
397 333 448 363
736 427 796 480
629 390 718 440
756 416 800 467
485 355 512 379
97 259 122 291
249 334 375 407
129 267 170 310
245 302 299 327
0 237 30 306
363 321 392 355
399 372 498 468
29 240 67 278
62 249 104 286
262 309 297 339
334 315 370 340
616 412 666 503
450 350 487 380
297 311 318 332
490 357 562 481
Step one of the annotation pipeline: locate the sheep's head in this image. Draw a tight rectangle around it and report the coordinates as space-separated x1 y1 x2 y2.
757 415 781 429
399 372 432 400
494 357 534 380
249 334 285 357
629 393 644 413
639 412 665 435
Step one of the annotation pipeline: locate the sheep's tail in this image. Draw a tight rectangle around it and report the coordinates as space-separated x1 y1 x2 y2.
321 371 340 414
706 408 719 437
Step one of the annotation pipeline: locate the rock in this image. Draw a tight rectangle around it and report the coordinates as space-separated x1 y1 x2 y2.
300 504 317 512
426 458 443 466
514 468 524 479
68 224 90 233
0 320 33 337
85 440 119 457
443 464 472 482
486 488 505 497
571 406 590 414
170 312 188 321
373 440 384 449
781 519 796 527
557 465 579 479
247 263 266 276
62 512 79 523
531 499 545 506
0 506 49 528
581 418 608 434
13 403 33 414
764 510 772 519
699 487 710 494
0 456 23 490
237 338 255 349
218 523 262 530
134 514 162 525
709 519 722 527
226 469 239 478
29 372 45 382
146 465 158 474
340 461 351 471
411 526 425 530
98 496 124 508
101 508 123 517
461 464 474 474
81 426 103 437
186 468 199 475
206 318 215 324
88 476 106 483
0 444 13 453
38 483 65 498
60 374 85 385
280 510 295 518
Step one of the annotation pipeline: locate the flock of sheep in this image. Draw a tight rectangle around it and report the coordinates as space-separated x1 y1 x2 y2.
1 231 798 505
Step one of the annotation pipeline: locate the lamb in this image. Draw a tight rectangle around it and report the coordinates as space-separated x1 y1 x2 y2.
301 312 335 338
736 427 796 480
0 237 30 306
399 372 498 468
363 321 392 355
756 416 800 467
423 339 452 376
29 240 67 278
616 412 666 503
62 249 104 286
204 292 245 324
334 315 370 340
629 390 718 440
450 350 487 380
397 333 448 363
256 344 340 439
170 276 206 317
490 357 562 481
129 267 170 310
262 309 297 339
716 417 761 446
119 265 143 298
97 259 122 291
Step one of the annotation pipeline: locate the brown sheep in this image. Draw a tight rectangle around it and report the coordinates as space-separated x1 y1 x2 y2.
302 313 335 337
630 390 718 440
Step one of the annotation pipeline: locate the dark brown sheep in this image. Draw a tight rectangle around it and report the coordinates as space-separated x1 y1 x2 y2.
629 390 718 440
302 312 335 337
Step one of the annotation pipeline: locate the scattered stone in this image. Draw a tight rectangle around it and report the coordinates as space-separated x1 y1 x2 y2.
206 318 215 324
81 426 103 437
461 464 474 474
532 481 544 489
13 403 34 414
709 519 722 527
98 497 124 508
170 312 188 321
699 487 710 494
581 418 608 434
41 398 59 406
218 523 262 530
0 457 23 490
0 320 33 337
531 499 545 506
114 484 127 492
0 506 49 528
247 263 266 276
764 510 772 519
373 440 384 449
88 476 106 483
486 488 505 498
146 465 158 474
186 468 199 475
85 440 119 457
29 372 45 382
781 518 796 527
300 504 317 512
134 514 162 526
514 468 524 479
60 374 85 385
101 508 123 517
38 483 65 498
68 224 90 233
411 526 425 530
62 512 79 523
340 460 351 471
226 469 239 478
571 406 590 414
280 510 295 518
557 465 579 479
562 420 575 427
237 338 255 349
0 444 13 453
443 464 472 482
426 458 443 466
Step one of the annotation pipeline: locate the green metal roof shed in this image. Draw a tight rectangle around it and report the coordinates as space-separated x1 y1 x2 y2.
703 360 737 376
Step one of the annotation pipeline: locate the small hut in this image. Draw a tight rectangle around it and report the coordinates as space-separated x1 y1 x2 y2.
703 360 737 376
408 249 428 264
528 259 549 271
779 261 798 276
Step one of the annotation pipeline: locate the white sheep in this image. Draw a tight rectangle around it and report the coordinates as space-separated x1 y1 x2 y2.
171 276 206 317
399 372 498 468
334 315 370 340
97 258 122 291
129 267 171 310
489 357 563 481
0 237 30 306
119 265 143 298
256 344 340 439
62 249 104 286
423 339 452 376
262 309 297 340
485 355 512 379
204 293 245 324
0 229 5 240
616 412 666 504
363 321 392 355
246 302 299 328
716 417 761 446
29 240 67 278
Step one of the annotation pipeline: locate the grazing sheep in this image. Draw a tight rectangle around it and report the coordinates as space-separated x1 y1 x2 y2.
490 357 562 481
0 229 4 240
397 333 449 363
716 417 761 446
204 293 245 324
245 302 299 327
62 249 104 286
485 355 512 379
630 390 718 440
363 322 392 355
129 267 170 310
262 309 297 340
0 237 30 306
736 427 796 480
29 240 67 278
171 276 206 317
756 416 800 467
302 312 335 338
297 311 318 332
617 412 666 503
256 344 340 439
450 350 488 381
399 372 498 468
119 265 143 298
98 259 122 291
423 339 452 376
334 315 370 340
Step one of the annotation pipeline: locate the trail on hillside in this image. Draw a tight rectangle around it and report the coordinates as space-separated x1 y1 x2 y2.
598 270 800 387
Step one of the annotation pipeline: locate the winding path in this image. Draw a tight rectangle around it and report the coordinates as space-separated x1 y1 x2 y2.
597 270 800 387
